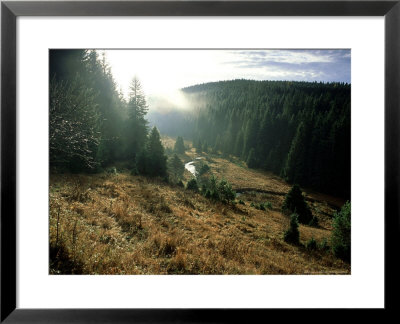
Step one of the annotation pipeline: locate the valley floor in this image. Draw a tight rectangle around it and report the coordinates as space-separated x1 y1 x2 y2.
49 152 350 275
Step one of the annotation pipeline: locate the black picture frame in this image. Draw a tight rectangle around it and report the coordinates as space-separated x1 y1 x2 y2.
1 0 399 322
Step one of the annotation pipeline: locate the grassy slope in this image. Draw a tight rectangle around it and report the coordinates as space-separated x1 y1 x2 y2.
49 148 350 275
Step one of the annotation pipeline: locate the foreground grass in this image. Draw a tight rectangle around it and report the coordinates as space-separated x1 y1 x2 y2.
50 166 350 275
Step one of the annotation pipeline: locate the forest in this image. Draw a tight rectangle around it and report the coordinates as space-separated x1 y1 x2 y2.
152 80 350 198
49 50 351 274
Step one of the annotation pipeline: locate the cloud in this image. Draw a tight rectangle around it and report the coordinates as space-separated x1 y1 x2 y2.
104 49 351 100
225 49 351 83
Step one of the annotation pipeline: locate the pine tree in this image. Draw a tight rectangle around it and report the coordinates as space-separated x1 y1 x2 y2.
128 76 148 119
283 122 307 184
186 178 199 191
169 154 185 183
145 127 167 177
49 76 100 172
242 118 259 159
234 130 244 156
331 201 351 262
246 147 257 168
282 184 313 224
174 136 185 154
124 77 149 159
284 213 300 244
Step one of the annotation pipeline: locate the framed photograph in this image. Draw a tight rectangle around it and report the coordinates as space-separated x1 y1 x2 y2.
1 0 398 321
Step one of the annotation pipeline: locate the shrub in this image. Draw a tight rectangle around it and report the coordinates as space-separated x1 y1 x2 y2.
319 238 330 251
208 175 218 198
306 237 317 250
238 200 245 205
282 184 313 224
200 176 235 204
284 213 300 245
331 201 351 262
256 203 266 211
264 201 273 210
186 178 199 192
217 179 236 204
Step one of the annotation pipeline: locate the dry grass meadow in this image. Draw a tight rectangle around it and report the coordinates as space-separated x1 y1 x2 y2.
50 147 350 275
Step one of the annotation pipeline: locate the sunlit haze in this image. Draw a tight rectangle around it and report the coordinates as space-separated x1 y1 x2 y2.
101 49 351 104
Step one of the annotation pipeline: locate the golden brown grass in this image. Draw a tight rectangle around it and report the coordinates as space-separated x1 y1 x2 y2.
49 156 350 275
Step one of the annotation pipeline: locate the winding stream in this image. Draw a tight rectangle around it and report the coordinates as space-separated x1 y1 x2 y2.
184 157 203 176
185 161 196 176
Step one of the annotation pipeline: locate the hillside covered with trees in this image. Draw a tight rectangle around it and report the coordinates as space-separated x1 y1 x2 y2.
156 80 350 199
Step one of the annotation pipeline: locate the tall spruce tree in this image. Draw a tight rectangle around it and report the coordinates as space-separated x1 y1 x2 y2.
282 184 313 224
174 136 185 154
124 77 149 160
145 127 167 177
169 154 185 183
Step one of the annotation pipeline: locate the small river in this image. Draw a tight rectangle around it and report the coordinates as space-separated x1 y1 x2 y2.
184 157 203 176
185 161 196 176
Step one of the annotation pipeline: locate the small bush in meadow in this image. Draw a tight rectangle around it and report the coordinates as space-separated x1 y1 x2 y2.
318 238 330 251
217 179 235 204
257 203 266 211
306 237 317 250
201 176 235 204
284 213 300 245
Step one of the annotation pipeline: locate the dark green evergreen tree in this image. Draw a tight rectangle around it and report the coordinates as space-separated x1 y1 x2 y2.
217 179 236 204
284 213 300 244
145 127 167 177
186 178 199 191
49 75 100 172
331 201 351 262
124 76 149 160
282 184 313 224
169 154 185 183
174 136 185 154
246 148 257 168
283 122 307 184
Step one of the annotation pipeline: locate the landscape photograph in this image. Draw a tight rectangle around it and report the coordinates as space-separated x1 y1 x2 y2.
49 49 351 275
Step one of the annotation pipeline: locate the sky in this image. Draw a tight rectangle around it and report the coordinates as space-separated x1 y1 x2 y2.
101 49 350 99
